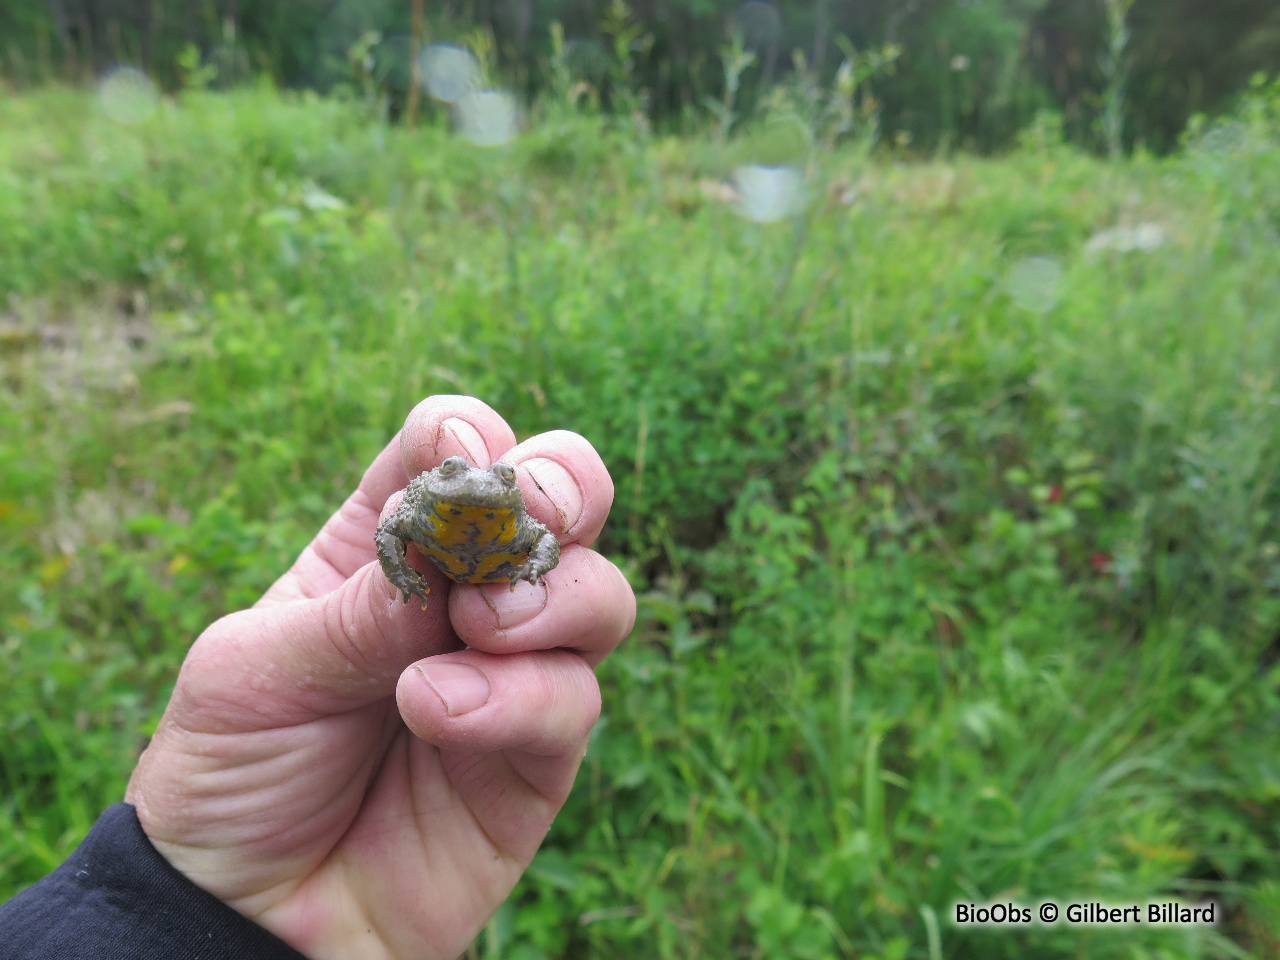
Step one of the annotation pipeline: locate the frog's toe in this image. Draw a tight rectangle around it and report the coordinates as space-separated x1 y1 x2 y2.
509 562 539 588
388 573 430 606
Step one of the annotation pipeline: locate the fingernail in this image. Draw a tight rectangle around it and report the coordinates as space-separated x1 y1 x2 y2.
416 662 491 716
521 458 582 533
482 580 548 629
442 418 489 467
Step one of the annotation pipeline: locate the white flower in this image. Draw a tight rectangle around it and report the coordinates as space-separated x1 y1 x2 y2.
301 182 346 212
1085 223 1168 254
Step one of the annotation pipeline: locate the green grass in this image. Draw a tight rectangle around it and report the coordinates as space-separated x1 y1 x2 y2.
1 82 1279 958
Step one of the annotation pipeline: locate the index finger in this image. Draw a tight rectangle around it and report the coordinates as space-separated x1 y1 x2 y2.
259 396 518 605
502 430 614 547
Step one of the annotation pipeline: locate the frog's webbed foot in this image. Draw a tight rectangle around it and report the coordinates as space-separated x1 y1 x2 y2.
375 519 430 608
511 527 561 589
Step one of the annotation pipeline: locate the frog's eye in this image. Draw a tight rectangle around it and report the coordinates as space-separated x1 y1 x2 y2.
491 462 516 485
438 457 467 477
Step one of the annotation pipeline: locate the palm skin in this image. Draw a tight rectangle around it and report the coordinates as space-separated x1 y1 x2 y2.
125 397 636 960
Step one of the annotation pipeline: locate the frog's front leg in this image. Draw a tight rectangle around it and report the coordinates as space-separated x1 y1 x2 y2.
512 523 561 588
375 510 431 608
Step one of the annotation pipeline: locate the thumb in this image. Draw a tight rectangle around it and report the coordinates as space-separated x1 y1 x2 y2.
169 560 460 732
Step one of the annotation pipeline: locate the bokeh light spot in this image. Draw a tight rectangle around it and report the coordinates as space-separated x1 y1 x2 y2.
421 44 481 103
732 2 782 52
1006 256 1063 312
97 67 159 125
564 39 609 84
373 35 413 91
456 90 519 147
732 164 805 223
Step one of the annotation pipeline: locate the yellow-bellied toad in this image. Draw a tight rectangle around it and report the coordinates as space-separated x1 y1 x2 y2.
375 457 561 606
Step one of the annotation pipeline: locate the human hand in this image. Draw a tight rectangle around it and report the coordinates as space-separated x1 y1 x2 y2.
125 396 636 960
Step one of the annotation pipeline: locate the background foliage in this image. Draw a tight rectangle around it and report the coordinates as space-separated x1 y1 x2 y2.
2 0 1280 152
2 64 1280 957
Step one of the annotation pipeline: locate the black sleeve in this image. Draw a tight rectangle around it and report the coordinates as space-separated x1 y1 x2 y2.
0 803 310 960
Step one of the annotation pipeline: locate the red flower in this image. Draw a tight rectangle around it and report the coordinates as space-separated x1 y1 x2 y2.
1090 551 1112 573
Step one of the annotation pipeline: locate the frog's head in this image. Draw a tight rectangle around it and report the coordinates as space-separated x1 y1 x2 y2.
426 456 524 508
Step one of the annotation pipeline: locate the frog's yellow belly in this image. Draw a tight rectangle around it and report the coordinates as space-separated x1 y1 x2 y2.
418 502 527 583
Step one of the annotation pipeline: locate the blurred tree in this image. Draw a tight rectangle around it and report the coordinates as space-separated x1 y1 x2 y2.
1031 0 1280 152
0 0 1278 152
1127 0 1280 150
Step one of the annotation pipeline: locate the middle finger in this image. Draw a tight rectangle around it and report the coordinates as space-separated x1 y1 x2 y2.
449 545 636 666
